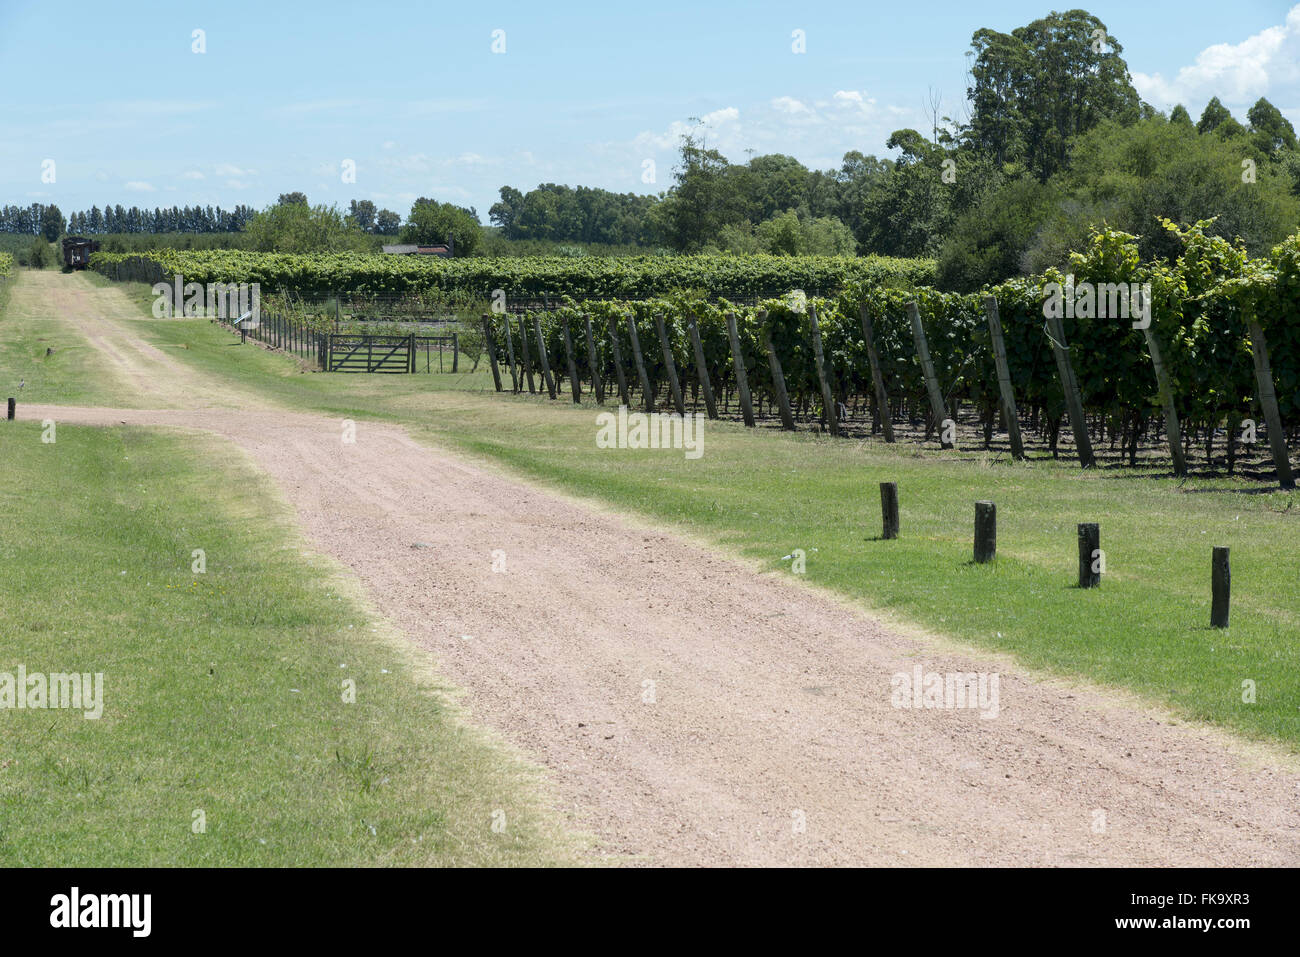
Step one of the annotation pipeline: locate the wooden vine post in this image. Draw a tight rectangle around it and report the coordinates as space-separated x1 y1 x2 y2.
807 304 839 436
532 315 557 399
760 311 796 431
1140 315 1186 476
982 296 1024 460
626 315 654 412
906 302 953 449
1246 319 1295 489
501 313 519 393
582 316 604 404
560 315 582 403
653 313 686 416
685 311 718 419
605 315 631 407
725 311 755 427
481 314 503 393
516 316 536 394
858 303 894 442
1043 308 1095 468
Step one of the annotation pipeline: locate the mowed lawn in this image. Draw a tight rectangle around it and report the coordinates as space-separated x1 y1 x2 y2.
0 421 581 866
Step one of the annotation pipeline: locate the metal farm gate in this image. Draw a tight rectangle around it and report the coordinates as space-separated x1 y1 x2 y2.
326 334 415 373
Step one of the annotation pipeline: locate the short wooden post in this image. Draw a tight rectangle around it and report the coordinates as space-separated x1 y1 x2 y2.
760 315 796 431
626 315 654 411
685 311 718 419
1246 319 1295 490
533 316 557 399
501 314 519 393
583 316 604 404
481 315 503 392
974 502 996 563
1141 318 1186 476
605 316 631 407
1211 546 1230 628
451 332 459 373
880 482 899 540
653 313 686 416
516 317 535 394
1044 310 1095 468
1077 523 1100 588
907 302 953 449
560 316 581 403
808 304 839 436
859 304 895 443
983 296 1024 460
6 397 14 420
725 311 755 427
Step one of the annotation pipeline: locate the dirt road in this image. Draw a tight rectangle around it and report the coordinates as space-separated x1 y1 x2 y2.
13 272 1300 865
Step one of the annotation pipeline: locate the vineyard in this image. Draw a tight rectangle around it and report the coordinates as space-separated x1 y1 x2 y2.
479 223 1300 483
0 252 13 311
89 225 1300 483
88 248 936 301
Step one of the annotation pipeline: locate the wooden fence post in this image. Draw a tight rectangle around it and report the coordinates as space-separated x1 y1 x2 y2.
858 304 895 443
583 316 604 404
653 312 686 416
1246 319 1295 489
1211 546 1230 628
533 316 557 399
626 314 654 412
516 317 535 394
1141 316 1187 476
983 296 1025 460
501 314 519 393
6 397 14 420
1044 309 1095 468
725 311 755 427
808 303 839 436
451 332 459 373
685 311 718 419
606 315 631 407
907 302 954 449
560 315 582 403
1077 523 1100 588
880 482 899 540
974 502 996 563
760 314 796 432
481 315 503 392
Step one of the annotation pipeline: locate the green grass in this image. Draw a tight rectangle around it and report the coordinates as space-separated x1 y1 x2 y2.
31 273 1300 752
0 271 140 406
0 422 582 865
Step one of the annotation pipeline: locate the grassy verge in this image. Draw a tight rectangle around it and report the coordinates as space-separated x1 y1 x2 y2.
0 271 140 406
50 273 1300 750
0 422 582 865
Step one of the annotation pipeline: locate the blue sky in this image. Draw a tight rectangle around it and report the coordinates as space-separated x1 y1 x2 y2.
2 0 1298 222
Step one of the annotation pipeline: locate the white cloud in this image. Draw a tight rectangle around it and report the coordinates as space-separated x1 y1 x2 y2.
1133 5 1300 109
123 181 155 192
772 96 811 114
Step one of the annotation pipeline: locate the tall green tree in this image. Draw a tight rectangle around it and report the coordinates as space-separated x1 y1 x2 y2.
966 10 1141 182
